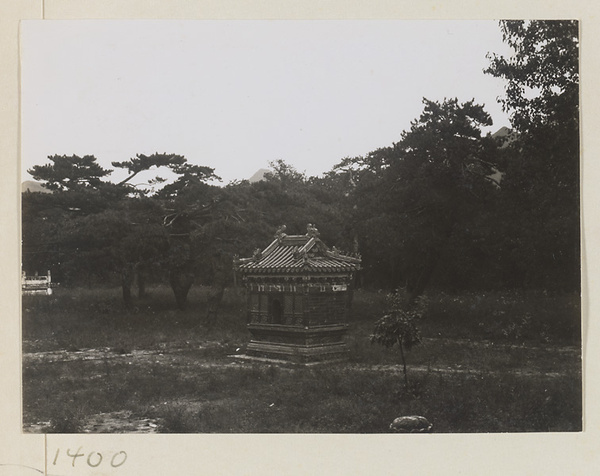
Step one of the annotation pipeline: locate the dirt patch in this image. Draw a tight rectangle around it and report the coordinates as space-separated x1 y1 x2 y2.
22 340 240 364
23 341 578 380
21 339 581 433
23 411 160 434
83 411 160 433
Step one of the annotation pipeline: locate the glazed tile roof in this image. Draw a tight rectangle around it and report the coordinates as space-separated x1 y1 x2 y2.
235 226 361 274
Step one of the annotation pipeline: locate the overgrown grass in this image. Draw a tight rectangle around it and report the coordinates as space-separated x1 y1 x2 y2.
23 358 581 433
420 290 580 345
22 285 248 353
350 289 580 345
22 285 582 433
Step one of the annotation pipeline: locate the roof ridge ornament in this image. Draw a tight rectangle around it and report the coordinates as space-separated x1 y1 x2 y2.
324 246 362 264
301 249 310 266
306 223 320 238
252 248 262 262
235 224 361 273
293 248 308 261
275 224 287 242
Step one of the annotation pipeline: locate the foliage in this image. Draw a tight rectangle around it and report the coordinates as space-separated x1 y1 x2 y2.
28 154 112 191
22 22 581 301
23 153 226 308
112 152 187 188
370 290 425 349
485 20 579 134
485 20 580 291
370 289 428 385
340 98 500 296
156 163 220 199
263 159 306 186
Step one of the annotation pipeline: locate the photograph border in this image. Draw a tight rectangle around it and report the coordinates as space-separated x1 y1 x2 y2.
2 1 599 475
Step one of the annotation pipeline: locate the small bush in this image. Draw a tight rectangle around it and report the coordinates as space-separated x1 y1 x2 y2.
370 289 428 386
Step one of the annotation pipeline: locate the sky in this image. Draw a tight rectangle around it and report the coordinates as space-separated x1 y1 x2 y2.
20 20 513 186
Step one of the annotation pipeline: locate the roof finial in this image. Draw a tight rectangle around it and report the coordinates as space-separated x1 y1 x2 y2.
252 248 262 262
275 225 287 242
306 223 320 238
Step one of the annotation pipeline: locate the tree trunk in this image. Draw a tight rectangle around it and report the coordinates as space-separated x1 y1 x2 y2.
205 285 225 332
398 338 408 387
169 268 194 310
137 266 147 299
121 264 134 307
122 283 131 306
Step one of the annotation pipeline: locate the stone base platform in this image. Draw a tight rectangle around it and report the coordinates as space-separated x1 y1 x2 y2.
244 341 348 364
243 323 349 364
229 353 345 367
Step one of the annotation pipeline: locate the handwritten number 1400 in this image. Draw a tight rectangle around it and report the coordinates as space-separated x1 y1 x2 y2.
53 447 127 468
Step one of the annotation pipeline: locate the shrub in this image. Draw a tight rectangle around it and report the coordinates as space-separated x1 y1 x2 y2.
370 289 428 386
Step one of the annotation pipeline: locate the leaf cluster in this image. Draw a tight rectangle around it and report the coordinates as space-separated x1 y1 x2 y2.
485 20 579 133
370 290 427 351
28 155 112 192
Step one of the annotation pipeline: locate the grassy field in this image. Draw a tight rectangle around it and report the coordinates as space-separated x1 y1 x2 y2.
22 285 582 433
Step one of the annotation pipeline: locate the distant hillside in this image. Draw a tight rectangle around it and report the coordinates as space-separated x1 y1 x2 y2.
22 181 51 193
492 126 518 148
248 168 270 183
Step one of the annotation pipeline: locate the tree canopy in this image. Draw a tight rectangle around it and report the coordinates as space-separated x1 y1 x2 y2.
339 98 501 298
22 21 581 307
485 20 580 291
28 155 112 191
486 20 578 134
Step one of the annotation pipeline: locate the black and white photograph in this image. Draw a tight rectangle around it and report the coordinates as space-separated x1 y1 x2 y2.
19 19 581 435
